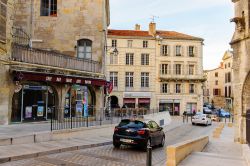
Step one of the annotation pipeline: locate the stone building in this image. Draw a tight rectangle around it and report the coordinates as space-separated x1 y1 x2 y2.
203 51 233 110
0 0 110 125
230 0 250 143
106 23 204 116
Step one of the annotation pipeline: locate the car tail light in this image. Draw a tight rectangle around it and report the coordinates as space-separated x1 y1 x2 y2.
202 118 205 120
137 130 145 135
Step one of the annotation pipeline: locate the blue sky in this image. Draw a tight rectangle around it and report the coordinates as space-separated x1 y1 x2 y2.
109 0 234 70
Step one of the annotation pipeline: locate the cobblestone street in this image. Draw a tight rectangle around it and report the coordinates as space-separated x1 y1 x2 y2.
1 122 216 166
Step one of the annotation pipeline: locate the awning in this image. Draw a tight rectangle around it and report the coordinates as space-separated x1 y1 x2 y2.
123 98 136 104
138 98 150 104
159 99 181 104
13 71 106 86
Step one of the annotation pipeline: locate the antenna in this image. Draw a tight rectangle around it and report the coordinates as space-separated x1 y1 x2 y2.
151 15 159 23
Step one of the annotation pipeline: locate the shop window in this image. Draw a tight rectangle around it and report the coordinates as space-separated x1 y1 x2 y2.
40 0 57 16
77 39 92 59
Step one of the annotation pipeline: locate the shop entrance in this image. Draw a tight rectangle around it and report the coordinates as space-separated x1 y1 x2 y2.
159 100 180 116
110 96 119 108
11 84 57 123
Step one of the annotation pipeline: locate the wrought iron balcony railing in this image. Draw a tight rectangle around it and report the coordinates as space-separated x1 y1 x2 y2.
11 44 101 73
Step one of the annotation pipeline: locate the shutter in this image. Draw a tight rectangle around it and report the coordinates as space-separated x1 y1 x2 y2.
174 45 176 56
160 45 163 56
167 45 170 56
194 46 198 57
187 46 190 57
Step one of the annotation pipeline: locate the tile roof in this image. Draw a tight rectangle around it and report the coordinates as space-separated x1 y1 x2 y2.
108 29 203 41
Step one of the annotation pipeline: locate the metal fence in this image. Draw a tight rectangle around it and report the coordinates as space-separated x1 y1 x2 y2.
246 110 250 145
51 108 162 131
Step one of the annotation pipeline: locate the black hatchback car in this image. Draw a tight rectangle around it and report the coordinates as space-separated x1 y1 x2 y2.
113 119 165 150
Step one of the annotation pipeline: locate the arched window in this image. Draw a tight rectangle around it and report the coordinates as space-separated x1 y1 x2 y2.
77 39 92 59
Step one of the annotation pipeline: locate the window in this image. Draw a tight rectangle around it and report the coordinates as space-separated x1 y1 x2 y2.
176 84 181 93
213 89 221 96
125 53 134 65
112 40 117 47
229 86 231 97
110 72 118 87
188 46 194 57
189 84 195 94
188 65 195 75
141 72 149 87
225 64 227 69
225 72 231 83
125 72 134 87
40 0 57 16
110 53 118 64
77 39 92 59
161 83 168 93
128 40 133 48
143 41 148 48
215 72 218 77
0 0 7 41
175 64 182 75
225 86 228 97
228 63 231 68
215 80 218 85
176 45 181 56
161 64 169 74
141 54 149 65
162 45 169 56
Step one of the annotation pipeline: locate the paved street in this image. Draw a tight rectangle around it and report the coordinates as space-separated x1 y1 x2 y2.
1 120 216 166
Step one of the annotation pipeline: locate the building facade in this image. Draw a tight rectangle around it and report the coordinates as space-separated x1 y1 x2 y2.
106 23 204 116
0 0 110 125
203 51 233 110
230 0 250 143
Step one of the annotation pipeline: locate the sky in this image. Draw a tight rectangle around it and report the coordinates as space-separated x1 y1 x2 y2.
109 0 235 70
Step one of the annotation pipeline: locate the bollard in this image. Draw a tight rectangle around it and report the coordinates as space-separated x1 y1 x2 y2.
146 146 152 166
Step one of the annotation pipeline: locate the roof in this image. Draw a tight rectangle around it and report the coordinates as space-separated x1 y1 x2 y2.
222 50 233 60
108 29 203 41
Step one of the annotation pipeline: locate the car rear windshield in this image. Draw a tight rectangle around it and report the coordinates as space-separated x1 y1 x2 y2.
118 120 145 128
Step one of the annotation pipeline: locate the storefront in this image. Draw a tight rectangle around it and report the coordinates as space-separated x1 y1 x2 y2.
186 103 197 114
159 99 180 116
138 98 150 109
11 71 106 122
123 98 136 108
11 83 56 122
64 85 95 118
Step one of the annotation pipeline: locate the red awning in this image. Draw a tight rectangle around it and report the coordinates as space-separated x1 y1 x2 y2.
123 98 136 104
13 71 106 86
138 98 150 104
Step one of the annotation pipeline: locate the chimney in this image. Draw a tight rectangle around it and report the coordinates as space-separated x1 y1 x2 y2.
148 22 156 36
135 24 141 31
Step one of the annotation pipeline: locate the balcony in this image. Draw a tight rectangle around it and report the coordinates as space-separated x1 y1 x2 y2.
159 70 205 81
11 44 101 73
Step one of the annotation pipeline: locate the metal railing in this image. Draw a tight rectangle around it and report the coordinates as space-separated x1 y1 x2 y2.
51 108 163 131
11 44 101 73
11 27 30 46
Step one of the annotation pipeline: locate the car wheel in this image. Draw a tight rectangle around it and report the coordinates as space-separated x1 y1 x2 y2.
113 141 121 148
159 136 165 147
192 122 195 125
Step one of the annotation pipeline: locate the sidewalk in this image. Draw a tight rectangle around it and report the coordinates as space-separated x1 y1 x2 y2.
0 116 185 164
179 123 247 166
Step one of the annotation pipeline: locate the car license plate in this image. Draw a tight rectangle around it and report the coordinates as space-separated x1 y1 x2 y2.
120 138 132 143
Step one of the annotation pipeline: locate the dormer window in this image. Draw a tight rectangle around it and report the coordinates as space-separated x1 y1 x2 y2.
77 39 92 59
40 0 57 16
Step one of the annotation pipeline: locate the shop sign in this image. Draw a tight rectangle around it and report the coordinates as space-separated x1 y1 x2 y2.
23 85 47 90
37 106 44 117
123 92 151 98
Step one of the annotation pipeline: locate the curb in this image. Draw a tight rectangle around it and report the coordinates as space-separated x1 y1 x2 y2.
0 141 112 164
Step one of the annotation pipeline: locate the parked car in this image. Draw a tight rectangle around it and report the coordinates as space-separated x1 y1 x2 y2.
192 113 212 126
113 119 165 150
218 109 231 118
203 107 212 114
